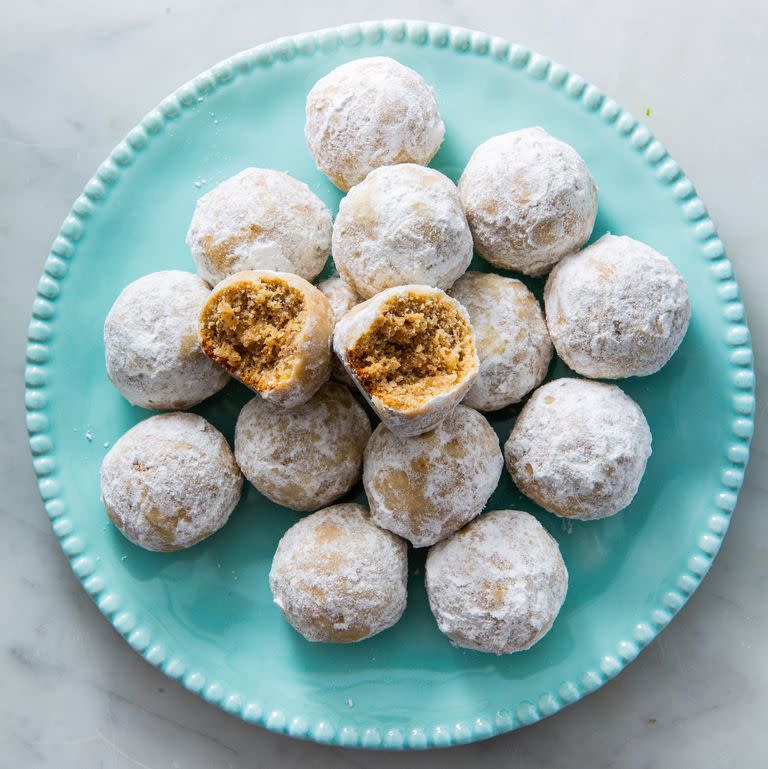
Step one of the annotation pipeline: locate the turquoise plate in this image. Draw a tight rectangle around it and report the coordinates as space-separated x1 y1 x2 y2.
26 20 755 750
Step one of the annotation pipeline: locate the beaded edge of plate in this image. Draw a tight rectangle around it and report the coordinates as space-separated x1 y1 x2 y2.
25 18 755 750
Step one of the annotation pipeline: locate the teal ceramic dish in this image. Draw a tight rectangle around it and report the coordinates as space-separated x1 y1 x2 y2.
26 20 755 750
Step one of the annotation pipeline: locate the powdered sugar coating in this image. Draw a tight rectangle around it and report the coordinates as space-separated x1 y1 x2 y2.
234 382 371 511
459 127 598 276
100 413 243 552
426 510 568 654
333 285 479 437
316 276 360 321
186 168 332 286
364 405 503 547
305 57 445 191
544 234 691 378
269 503 408 642
332 164 473 299
104 271 229 410
504 378 652 520
449 272 552 411
316 277 360 386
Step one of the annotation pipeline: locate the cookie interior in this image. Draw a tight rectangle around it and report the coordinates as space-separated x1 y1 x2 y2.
199 276 305 391
347 292 475 411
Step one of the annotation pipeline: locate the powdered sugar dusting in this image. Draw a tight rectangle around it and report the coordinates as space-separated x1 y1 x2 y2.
104 271 229 410
100 413 243 552
544 234 691 378
305 57 444 191
426 510 568 654
364 405 503 547
332 164 472 299
449 272 552 411
504 378 652 520
316 277 361 386
459 127 598 276
234 382 371 511
269 503 408 642
316 276 360 322
186 168 332 286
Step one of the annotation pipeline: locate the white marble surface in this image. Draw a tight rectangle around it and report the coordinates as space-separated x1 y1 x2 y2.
2 1 766 766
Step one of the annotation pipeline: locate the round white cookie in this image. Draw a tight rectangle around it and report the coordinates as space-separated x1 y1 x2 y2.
234 382 371 511
269 503 408 642
504 378 652 520
186 168 332 286
104 271 229 410
364 405 503 547
305 57 444 191
459 127 598 276
332 164 473 299
449 272 552 411
100 413 243 551
426 509 568 654
544 234 691 378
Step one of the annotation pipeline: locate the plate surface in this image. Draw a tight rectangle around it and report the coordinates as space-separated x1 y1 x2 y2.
25 20 755 750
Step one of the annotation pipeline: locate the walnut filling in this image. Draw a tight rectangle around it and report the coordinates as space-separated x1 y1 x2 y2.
347 293 474 411
199 277 305 391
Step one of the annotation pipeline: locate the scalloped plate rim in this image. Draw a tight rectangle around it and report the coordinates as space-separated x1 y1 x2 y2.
25 18 755 750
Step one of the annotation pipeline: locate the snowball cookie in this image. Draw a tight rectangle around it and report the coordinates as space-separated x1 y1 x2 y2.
316 276 360 321
364 405 503 547
186 168 332 286
100 413 243 551
426 510 568 654
544 234 691 378
269 503 408 642
504 378 652 520
305 57 445 191
459 127 598 276
104 271 229 410
199 270 334 409
449 272 552 411
316 276 361 386
334 285 478 437
332 164 473 299
235 382 371 511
